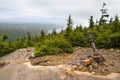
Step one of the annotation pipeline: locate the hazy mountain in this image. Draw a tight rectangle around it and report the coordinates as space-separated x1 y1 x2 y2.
0 22 63 41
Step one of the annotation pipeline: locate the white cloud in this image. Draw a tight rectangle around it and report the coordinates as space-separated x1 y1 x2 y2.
0 0 120 26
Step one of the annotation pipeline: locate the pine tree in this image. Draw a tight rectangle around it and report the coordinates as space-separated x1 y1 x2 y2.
27 32 32 40
39 29 46 42
66 15 73 33
2 33 8 42
115 15 119 21
65 15 73 40
67 15 73 28
113 15 120 32
75 25 83 32
89 16 94 28
52 29 57 35
41 29 45 38
26 32 33 46
109 18 113 23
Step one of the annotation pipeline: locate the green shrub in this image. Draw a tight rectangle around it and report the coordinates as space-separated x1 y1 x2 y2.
69 31 87 47
34 36 73 57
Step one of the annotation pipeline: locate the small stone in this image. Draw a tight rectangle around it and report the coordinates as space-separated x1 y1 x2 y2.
47 61 50 64
78 47 81 49
78 65 83 70
92 63 98 69
91 71 96 75
104 68 109 71
31 53 35 58
83 59 91 65
104 63 108 67
0 62 6 67
118 70 120 73
75 47 78 50
117 50 120 53
110 48 114 51
27 49 31 52
76 63 80 66
72 65 77 69
110 63 114 66
101 69 105 73
89 65 93 71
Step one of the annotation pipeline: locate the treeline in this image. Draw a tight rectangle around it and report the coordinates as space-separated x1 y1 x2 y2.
0 15 120 57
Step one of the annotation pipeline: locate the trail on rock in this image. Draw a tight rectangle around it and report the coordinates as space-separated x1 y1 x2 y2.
0 47 120 80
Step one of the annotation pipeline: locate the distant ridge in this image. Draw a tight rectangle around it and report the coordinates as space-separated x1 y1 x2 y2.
0 22 63 41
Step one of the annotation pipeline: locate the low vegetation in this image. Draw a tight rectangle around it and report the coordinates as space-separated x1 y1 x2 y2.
0 14 120 57
35 35 73 57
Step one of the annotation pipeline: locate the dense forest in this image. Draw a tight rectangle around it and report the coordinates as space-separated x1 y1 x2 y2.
0 14 120 57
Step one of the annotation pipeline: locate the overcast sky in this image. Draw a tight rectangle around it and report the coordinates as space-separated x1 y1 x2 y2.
0 0 120 26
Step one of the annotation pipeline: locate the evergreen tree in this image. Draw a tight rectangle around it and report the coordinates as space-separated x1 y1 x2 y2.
109 18 113 23
75 25 83 32
65 15 73 40
114 15 119 22
26 32 33 46
39 29 46 42
60 28 64 34
2 33 8 42
99 17 107 25
113 15 120 32
40 29 45 38
27 32 32 40
89 16 94 28
67 15 73 28
52 29 57 35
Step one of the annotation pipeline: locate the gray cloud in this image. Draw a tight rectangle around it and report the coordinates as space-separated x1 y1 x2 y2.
0 0 120 26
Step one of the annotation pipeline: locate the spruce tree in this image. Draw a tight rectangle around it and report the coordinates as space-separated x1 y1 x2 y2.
52 29 57 35
26 32 33 46
39 29 46 42
109 18 113 23
65 15 73 40
67 15 73 28
113 15 120 32
41 29 45 38
2 33 8 42
89 16 94 28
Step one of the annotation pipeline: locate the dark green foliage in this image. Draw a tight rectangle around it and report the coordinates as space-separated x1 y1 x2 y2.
0 32 32 57
64 15 73 40
40 29 46 39
34 36 73 57
52 29 57 35
69 31 87 47
0 39 15 56
14 39 26 49
92 20 120 48
89 16 94 28
113 15 120 32
1 15 120 57
75 25 83 32
26 32 34 46
36 29 46 42
99 17 106 25
2 33 8 42
67 15 73 27
109 18 113 23
110 32 120 48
